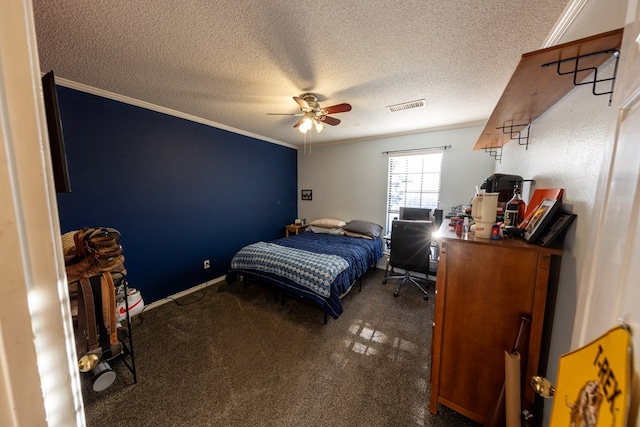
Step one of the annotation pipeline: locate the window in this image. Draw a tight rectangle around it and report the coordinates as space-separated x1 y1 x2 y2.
385 150 443 233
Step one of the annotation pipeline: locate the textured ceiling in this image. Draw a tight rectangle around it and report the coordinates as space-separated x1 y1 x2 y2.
32 0 570 147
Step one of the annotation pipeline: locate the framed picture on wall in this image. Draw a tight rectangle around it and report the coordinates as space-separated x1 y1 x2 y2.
301 189 312 200
524 198 561 243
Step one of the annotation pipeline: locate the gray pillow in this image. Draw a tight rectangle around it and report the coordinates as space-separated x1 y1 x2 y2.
343 220 383 239
308 225 345 235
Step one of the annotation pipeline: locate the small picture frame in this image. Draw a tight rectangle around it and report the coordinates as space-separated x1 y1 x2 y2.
539 213 577 247
524 198 561 243
301 189 312 201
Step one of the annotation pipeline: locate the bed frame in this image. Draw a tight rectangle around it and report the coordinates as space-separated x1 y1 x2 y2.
226 232 383 323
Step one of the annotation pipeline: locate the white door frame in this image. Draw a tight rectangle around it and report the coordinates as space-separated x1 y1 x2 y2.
0 0 84 425
572 0 640 424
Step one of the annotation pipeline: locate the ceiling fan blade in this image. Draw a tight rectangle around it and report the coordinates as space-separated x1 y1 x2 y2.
322 103 352 115
293 96 310 111
266 112 304 116
318 115 341 126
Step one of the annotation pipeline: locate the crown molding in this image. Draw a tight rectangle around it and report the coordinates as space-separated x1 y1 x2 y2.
542 0 588 47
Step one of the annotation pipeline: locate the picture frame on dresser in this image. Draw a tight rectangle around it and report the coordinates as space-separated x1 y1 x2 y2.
538 212 577 247
524 198 561 243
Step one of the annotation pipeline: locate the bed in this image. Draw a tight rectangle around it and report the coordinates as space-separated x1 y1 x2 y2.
226 220 384 323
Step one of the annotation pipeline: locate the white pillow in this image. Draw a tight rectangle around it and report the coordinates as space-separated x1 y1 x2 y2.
308 218 347 229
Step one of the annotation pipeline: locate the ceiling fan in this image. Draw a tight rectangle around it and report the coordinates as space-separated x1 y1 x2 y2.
267 93 352 134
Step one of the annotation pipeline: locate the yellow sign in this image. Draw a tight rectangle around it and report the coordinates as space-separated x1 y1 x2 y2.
550 325 632 426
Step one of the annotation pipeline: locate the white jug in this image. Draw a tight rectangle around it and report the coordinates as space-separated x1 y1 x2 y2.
471 192 499 238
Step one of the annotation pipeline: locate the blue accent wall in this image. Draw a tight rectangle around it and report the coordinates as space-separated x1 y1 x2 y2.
56 87 297 303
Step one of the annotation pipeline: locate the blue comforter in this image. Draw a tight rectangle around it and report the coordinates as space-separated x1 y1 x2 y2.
226 232 384 319
230 241 349 298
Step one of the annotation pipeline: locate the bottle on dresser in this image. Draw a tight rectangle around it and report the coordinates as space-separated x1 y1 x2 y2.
504 184 526 229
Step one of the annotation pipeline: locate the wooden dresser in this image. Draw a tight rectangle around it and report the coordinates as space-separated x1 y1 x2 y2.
429 223 562 425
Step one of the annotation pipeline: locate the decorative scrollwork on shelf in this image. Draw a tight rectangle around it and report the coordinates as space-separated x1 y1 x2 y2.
497 121 530 150
542 49 620 106
484 145 502 163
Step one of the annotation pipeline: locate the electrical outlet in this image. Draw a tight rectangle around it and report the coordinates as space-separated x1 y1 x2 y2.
203 259 210 270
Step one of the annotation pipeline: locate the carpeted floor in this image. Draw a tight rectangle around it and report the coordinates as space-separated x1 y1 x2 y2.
82 268 481 426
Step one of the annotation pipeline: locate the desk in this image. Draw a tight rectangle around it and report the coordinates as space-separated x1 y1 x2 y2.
430 223 562 425
285 224 308 237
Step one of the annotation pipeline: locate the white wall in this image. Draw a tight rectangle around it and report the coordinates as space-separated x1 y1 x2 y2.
496 61 613 373
496 0 627 424
297 124 494 232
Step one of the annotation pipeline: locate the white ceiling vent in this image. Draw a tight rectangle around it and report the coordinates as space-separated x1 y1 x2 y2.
387 99 426 113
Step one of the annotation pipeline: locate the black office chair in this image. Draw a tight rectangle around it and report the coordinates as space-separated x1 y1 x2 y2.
382 220 433 300
432 208 443 229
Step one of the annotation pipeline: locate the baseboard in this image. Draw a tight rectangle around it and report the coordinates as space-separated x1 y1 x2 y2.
141 267 395 314
142 275 226 312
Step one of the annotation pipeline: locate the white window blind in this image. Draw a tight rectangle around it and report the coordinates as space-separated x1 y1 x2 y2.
386 150 443 233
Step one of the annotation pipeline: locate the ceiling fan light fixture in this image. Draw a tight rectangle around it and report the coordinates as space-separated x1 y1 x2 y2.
272 93 352 135
299 117 313 133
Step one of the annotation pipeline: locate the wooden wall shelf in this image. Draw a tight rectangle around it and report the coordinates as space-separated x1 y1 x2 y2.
473 28 624 151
